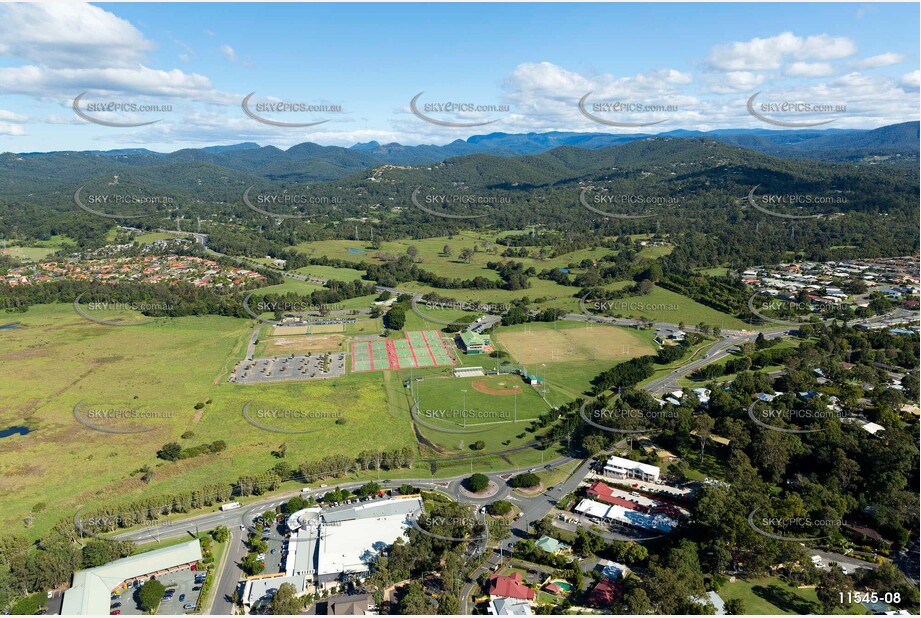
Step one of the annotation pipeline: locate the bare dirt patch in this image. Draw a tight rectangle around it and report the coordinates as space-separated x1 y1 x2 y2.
273 324 344 335
471 378 522 396
265 334 344 353
0 348 49 362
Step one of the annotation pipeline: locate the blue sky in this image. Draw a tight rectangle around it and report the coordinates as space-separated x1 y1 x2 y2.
0 2 918 152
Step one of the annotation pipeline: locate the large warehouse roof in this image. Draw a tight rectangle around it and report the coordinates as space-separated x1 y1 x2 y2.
62 539 202 615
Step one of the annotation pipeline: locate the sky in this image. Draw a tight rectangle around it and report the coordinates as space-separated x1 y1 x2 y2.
0 2 918 153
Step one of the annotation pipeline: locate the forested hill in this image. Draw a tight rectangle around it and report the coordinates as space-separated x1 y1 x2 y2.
3 122 917 189
0 135 917 265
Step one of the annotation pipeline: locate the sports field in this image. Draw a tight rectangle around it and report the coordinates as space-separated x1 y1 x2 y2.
495 321 651 364
351 330 455 372
409 372 555 452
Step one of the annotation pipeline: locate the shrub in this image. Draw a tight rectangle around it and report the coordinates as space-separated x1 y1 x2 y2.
509 472 541 488
487 500 513 516
467 473 490 492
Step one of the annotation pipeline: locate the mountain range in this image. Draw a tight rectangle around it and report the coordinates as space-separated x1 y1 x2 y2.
4 122 916 192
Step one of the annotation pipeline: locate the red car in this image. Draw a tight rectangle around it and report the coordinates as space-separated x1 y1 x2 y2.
111 612 121 616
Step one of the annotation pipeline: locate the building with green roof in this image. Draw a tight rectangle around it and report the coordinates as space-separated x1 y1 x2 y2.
62 539 202 615
535 535 571 554
458 330 489 354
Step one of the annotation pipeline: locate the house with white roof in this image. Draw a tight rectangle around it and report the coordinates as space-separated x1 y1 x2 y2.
603 455 661 483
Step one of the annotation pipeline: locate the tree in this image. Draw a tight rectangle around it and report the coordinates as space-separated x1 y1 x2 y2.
399 582 432 614
459 247 474 263
442 245 453 258
211 525 230 543
386 306 406 330
466 473 489 492
406 246 419 260
283 496 310 514
240 553 265 576
725 598 745 614
621 588 652 614
509 472 541 488
471 440 485 451
138 579 165 613
437 593 460 615
156 442 182 461
695 414 715 457
487 501 513 516
355 481 382 499
582 434 607 456
271 582 301 615
816 569 850 614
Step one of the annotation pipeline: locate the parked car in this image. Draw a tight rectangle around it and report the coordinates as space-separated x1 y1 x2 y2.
193 586 201 591
110 603 121 609
110 611 121 616
183 603 195 610
179 594 185 602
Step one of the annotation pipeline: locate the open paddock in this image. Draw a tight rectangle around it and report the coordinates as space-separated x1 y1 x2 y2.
494 321 653 365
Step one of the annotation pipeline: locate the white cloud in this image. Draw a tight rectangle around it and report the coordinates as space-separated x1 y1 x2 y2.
0 3 154 68
707 32 856 71
0 123 27 136
0 109 28 123
704 71 765 94
220 44 237 63
900 70 920 89
0 65 232 104
796 34 857 61
786 62 836 77
857 53 905 68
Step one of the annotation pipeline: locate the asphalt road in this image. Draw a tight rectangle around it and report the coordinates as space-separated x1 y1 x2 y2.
208 524 247 616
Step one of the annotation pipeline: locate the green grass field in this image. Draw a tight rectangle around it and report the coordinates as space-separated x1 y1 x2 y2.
718 576 868 615
292 263 367 282
401 366 557 453
0 304 595 539
0 303 415 540
599 281 751 329
492 321 658 398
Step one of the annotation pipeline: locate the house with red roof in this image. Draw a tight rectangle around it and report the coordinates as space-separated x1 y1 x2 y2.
487 572 535 601
586 578 623 608
586 481 642 511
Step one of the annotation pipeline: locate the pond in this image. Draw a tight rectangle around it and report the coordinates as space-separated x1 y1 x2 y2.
0 322 21 330
0 425 32 439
